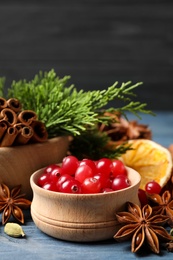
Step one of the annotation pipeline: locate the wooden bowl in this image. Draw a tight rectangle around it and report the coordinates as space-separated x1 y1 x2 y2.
0 136 70 199
30 166 141 242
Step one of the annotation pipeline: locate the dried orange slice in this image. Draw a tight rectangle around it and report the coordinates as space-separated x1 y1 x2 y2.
120 139 173 190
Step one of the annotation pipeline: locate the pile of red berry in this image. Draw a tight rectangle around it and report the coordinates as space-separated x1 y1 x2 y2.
37 156 131 194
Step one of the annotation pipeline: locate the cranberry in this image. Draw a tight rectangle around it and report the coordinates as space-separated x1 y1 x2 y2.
42 182 58 192
37 173 50 187
79 159 97 174
75 164 94 183
56 174 73 191
93 173 112 189
61 155 79 175
110 159 127 178
81 177 102 194
111 175 131 191
49 165 63 182
96 158 112 178
138 189 148 207
145 181 161 194
59 179 82 194
37 157 130 194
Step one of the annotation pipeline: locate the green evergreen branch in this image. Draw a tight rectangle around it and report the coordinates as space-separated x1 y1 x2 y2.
69 130 133 160
0 77 6 97
107 101 155 120
0 69 153 139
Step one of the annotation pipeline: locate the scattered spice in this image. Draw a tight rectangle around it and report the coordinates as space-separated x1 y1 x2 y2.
147 190 173 227
0 183 31 224
98 111 152 145
0 97 48 147
165 241 173 252
4 222 25 237
114 202 172 254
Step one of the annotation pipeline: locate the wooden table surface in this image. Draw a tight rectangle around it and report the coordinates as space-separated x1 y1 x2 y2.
0 111 173 260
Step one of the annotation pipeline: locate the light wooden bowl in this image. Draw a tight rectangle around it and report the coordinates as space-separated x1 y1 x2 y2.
30 166 141 242
0 136 70 199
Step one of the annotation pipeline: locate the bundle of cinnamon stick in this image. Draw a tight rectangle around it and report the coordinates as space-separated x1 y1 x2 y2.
0 97 48 147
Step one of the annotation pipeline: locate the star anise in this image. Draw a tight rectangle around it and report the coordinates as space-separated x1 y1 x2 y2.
114 202 172 254
0 183 31 224
98 111 152 144
165 241 173 252
147 190 173 227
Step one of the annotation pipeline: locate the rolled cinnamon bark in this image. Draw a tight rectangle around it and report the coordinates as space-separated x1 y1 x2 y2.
30 120 48 143
0 126 18 147
14 125 33 145
13 123 25 131
17 110 37 125
0 97 7 111
0 108 18 126
0 120 8 140
7 98 22 113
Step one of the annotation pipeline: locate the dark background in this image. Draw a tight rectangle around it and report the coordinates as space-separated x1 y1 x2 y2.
0 0 173 110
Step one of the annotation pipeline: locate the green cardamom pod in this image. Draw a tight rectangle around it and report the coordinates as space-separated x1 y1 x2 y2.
4 223 25 238
170 228 173 236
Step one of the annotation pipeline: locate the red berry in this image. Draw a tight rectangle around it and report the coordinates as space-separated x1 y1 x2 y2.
79 159 97 174
110 159 127 178
38 157 131 194
81 177 101 194
49 165 63 182
37 173 50 187
59 179 82 194
44 164 59 174
138 189 148 207
94 173 112 189
75 164 94 183
111 175 131 191
96 158 112 178
61 155 79 175
145 181 161 194
42 182 58 192
56 174 73 191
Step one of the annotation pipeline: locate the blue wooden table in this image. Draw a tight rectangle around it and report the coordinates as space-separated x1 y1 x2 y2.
0 111 173 260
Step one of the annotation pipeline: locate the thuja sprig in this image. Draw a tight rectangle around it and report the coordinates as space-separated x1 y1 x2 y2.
0 77 5 97
69 128 133 160
0 69 153 138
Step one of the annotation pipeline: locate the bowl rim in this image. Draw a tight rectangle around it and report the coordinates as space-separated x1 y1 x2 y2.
30 166 141 198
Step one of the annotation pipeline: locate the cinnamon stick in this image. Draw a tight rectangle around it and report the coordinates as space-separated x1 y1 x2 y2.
17 110 37 125
0 97 7 111
7 98 22 113
13 123 26 131
0 108 18 126
14 125 33 145
0 126 18 147
30 120 48 143
0 120 8 140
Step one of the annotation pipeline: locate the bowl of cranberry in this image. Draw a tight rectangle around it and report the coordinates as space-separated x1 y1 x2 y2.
30 155 141 242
